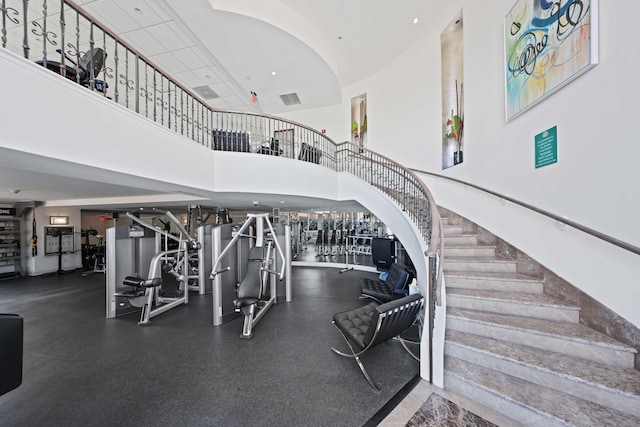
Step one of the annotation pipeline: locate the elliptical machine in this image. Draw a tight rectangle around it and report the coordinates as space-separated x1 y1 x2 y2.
36 47 107 93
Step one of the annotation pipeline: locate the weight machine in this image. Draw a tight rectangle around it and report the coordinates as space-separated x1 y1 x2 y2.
105 210 200 325
210 214 290 338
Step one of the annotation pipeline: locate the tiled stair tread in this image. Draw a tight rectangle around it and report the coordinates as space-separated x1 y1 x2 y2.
444 244 496 249
444 271 542 282
447 307 637 353
445 256 516 263
446 330 640 398
445 356 640 427
443 233 478 238
447 288 579 310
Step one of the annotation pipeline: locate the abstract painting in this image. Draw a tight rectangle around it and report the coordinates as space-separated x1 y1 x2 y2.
504 0 598 121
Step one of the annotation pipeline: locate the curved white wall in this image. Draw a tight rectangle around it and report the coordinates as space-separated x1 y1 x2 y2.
0 46 443 381
282 1 640 328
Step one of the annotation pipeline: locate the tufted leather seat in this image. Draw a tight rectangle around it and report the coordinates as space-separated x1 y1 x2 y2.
330 294 424 391
360 263 409 303
332 302 378 350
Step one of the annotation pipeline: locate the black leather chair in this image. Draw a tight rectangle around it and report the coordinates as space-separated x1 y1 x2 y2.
360 263 409 303
331 294 423 391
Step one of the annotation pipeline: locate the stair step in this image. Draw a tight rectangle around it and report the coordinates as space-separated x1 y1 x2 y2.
447 288 580 322
447 308 637 368
445 271 544 293
444 256 517 273
446 330 640 417
444 245 496 257
443 234 478 245
440 216 453 225
445 356 640 427
442 225 464 235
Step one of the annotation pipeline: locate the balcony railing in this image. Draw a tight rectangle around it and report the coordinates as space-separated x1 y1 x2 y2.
1 0 444 363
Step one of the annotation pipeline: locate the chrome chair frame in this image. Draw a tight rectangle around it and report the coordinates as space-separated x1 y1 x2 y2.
331 293 424 391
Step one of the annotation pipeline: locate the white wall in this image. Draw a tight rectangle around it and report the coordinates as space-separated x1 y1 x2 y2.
25 207 83 275
281 1 640 328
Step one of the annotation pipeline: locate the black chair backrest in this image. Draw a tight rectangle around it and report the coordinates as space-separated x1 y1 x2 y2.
361 294 423 349
385 263 410 295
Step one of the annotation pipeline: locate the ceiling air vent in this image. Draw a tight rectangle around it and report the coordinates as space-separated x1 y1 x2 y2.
192 85 219 99
280 92 301 106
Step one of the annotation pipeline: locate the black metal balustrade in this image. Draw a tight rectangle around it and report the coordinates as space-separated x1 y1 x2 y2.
1 0 444 368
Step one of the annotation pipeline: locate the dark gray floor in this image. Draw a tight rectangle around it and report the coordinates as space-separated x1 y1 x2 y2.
0 266 419 426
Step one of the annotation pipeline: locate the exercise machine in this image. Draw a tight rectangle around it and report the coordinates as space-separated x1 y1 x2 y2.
105 210 199 325
210 214 290 338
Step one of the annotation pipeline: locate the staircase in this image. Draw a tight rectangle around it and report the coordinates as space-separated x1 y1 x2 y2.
440 213 640 426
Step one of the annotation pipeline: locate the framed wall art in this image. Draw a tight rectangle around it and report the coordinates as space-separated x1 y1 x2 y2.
504 0 598 121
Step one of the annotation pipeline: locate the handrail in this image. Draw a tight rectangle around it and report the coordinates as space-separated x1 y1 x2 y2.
410 168 640 256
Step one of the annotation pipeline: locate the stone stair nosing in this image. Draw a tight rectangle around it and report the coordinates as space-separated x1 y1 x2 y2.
442 225 464 235
446 307 637 368
444 245 497 257
445 330 640 418
446 288 580 323
443 234 479 245
444 256 517 273
445 271 545 294
445 356 640 427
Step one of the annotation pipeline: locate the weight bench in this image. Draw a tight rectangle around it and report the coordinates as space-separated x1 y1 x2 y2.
331 294 423 391
360 263 409 303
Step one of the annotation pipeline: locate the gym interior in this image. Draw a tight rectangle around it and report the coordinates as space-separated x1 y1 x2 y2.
2 1 640 426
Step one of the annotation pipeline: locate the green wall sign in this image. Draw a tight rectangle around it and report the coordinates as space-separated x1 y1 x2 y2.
535 126 558 168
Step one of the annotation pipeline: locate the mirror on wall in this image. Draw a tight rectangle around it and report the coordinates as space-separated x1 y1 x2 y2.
441 13 464 169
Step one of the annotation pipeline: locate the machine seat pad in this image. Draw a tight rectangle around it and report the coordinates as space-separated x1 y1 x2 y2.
114 289 145 298
332 301 379 350
234 297 260 309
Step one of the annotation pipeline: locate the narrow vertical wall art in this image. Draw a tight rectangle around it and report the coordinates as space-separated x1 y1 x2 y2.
441 13 464 169
504 0 598 121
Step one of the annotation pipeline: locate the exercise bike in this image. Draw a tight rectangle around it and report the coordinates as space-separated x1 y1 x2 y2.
36 47 107 93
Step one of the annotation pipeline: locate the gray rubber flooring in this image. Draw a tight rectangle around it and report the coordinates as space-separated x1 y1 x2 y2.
0 266 419 426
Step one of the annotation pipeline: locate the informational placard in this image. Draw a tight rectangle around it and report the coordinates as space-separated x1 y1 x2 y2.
45 226 75 254
535 126 558 169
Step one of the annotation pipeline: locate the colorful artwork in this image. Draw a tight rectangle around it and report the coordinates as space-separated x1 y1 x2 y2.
504 0 598 120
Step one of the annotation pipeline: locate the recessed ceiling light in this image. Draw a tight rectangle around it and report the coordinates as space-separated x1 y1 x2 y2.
337 36 342 40
413 18 419 24
271 71 277 76
134 7 143 15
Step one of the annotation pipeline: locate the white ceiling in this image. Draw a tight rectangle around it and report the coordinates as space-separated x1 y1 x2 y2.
1 0 438 212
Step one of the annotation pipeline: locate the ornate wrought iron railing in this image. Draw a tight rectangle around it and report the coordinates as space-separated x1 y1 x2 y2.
1 0 444 362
